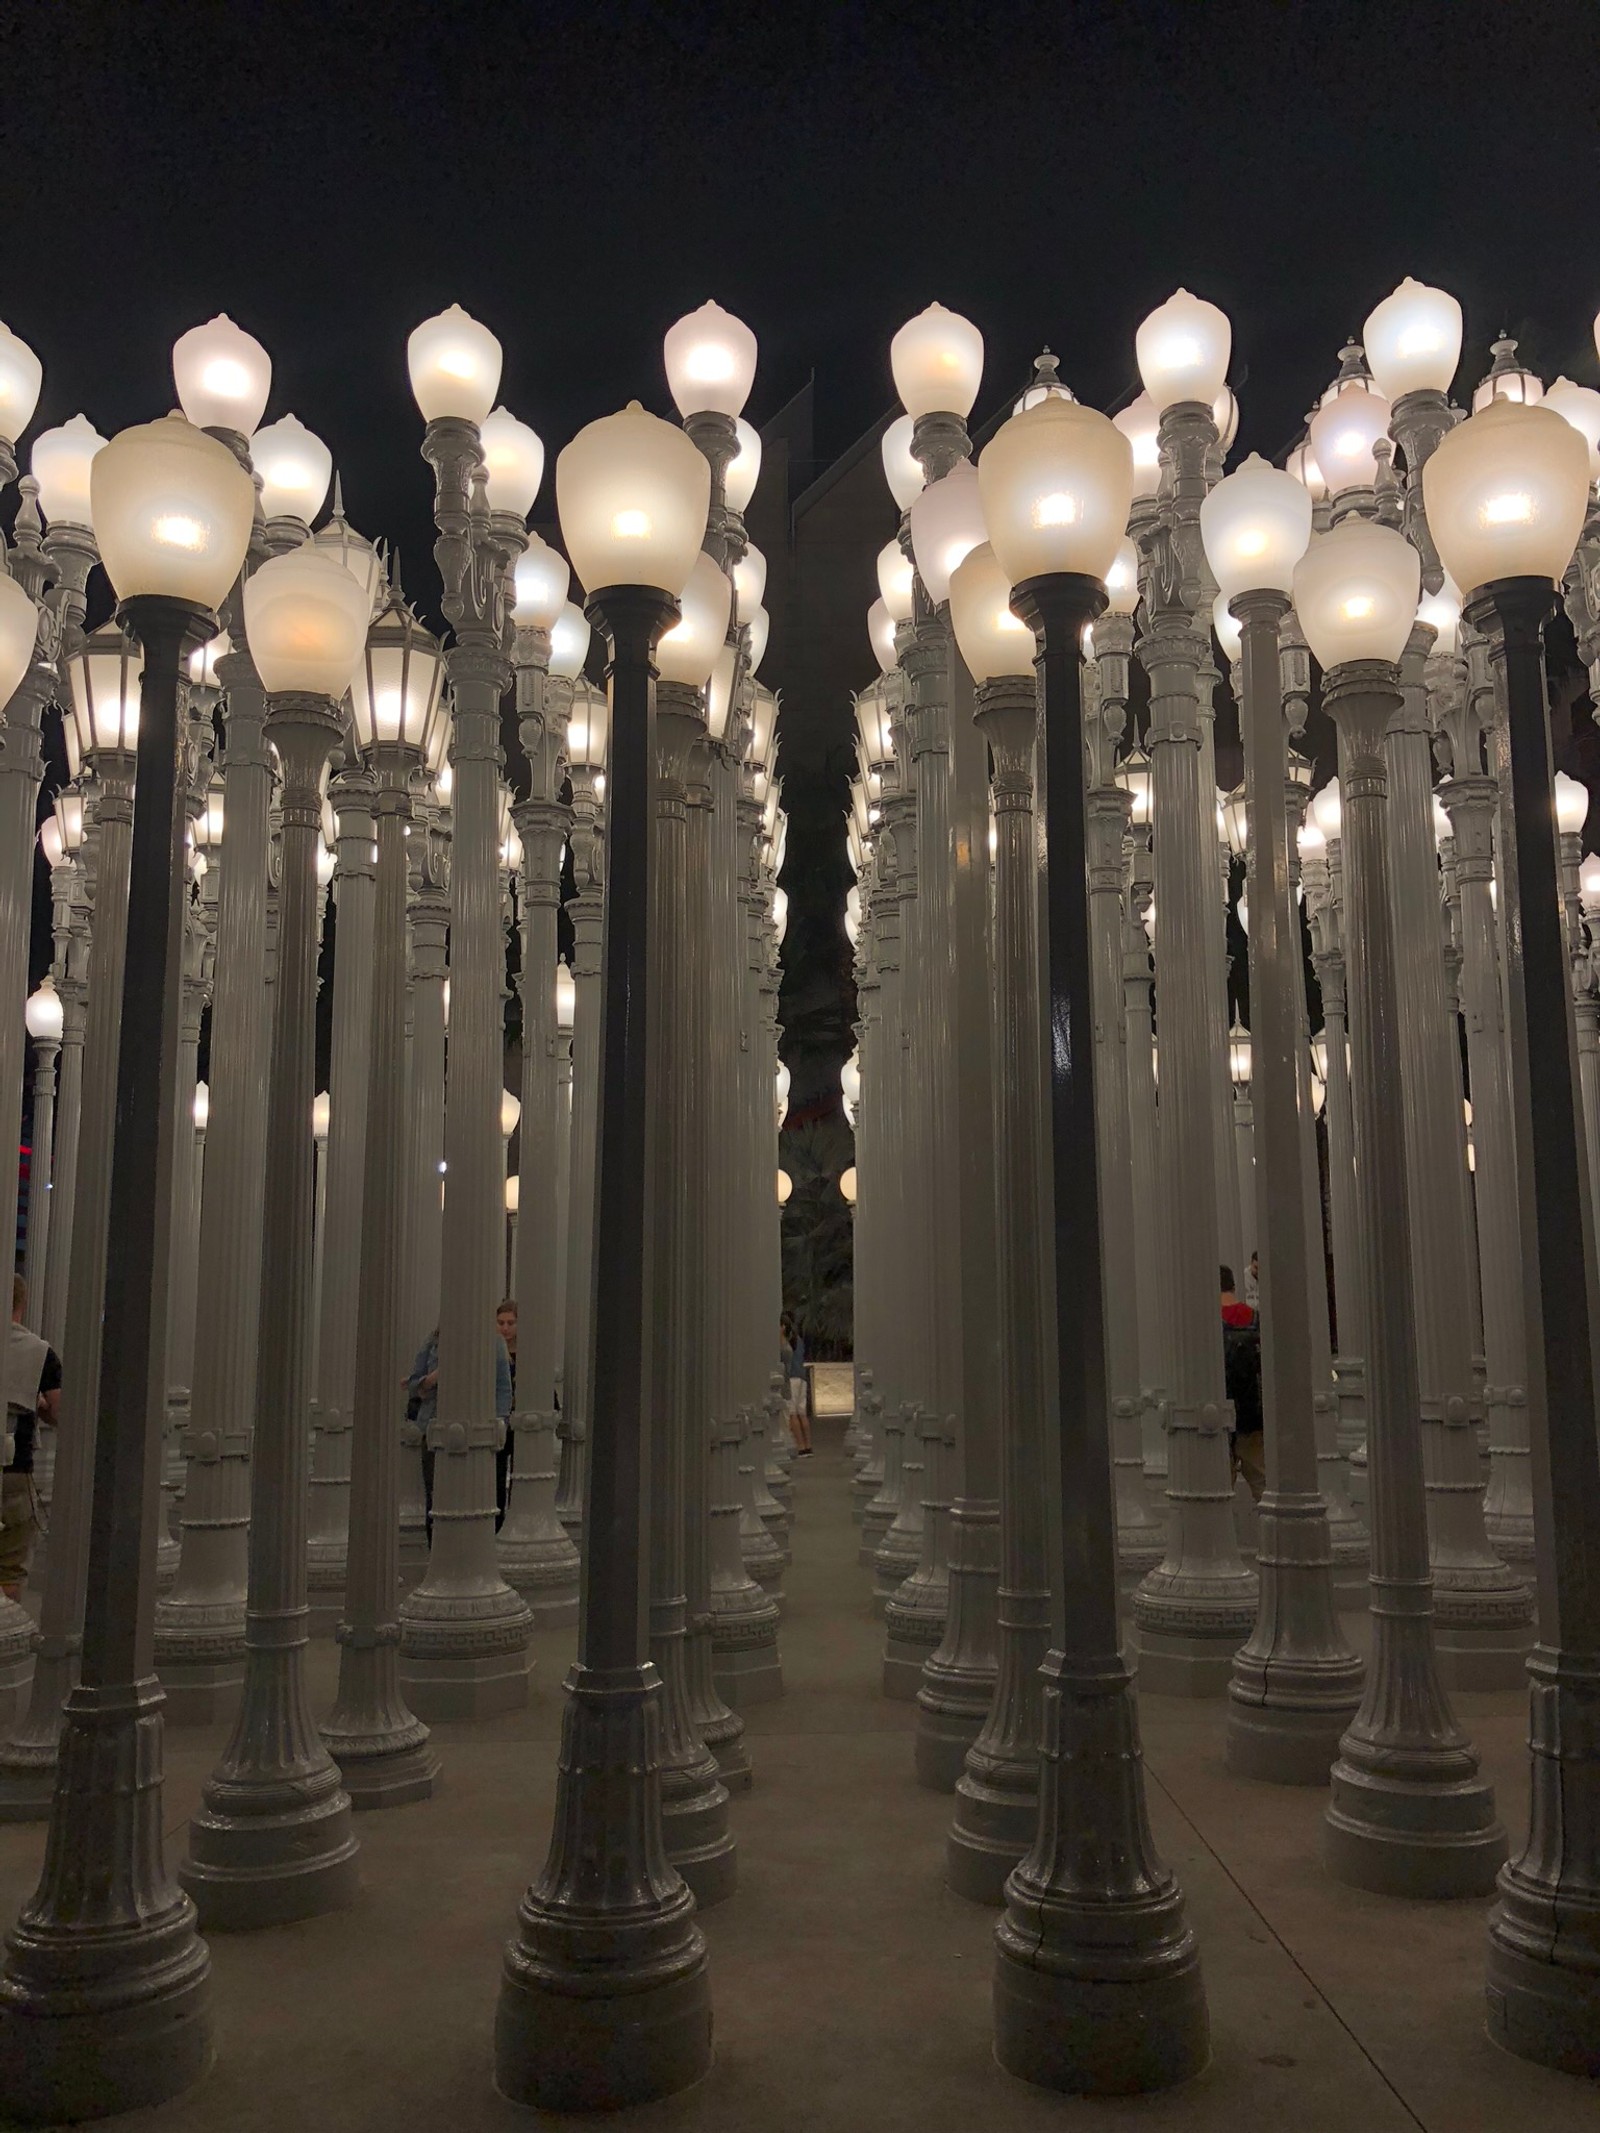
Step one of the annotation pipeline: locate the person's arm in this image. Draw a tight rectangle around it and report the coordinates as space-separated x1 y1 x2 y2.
37 1347 61 1426
495 1339 513 1420
408 1339 437 1395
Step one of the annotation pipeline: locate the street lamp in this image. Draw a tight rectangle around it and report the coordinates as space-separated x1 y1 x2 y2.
1293 511 1506 1903
978 390 1208 2095
1421 395 1600 2076
21 981 63 1326
497 397 713 2111
0 411 253 2123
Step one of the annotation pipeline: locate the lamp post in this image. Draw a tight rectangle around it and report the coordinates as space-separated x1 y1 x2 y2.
181 543 373 1928
38 795 89 1354
22 983 62 1326
1292 512 1505 1899
496 399 714 2110
1201 454 1363 1783
318 581 445 1808
397 307 535 1720
978 391 1208 2094
1417 394 1600 2073
0 410 254 2121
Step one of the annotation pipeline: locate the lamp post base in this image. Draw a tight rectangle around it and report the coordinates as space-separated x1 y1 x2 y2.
1434 1614 1534 1694
1130 1623 1250 1698
1324 1746 1506 1898
946 1763 1036 1907
180 1765 361 1930
1486 1936 1600 2078
994 1932 1209 2097
157 1653 245 1728
711 1644 783 1708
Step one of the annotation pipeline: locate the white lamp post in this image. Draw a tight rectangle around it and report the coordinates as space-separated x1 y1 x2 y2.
21 982 62 1327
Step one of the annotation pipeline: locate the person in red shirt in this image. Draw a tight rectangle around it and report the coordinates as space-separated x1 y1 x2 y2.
1220 1264 1264 1503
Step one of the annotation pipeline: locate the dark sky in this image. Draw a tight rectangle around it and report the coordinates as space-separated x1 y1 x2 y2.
6 0 1598 582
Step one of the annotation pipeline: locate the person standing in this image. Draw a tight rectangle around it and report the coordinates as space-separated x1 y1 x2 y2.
1220 1263 1264 1505
495 1299 517 1529
3 1273 59 1600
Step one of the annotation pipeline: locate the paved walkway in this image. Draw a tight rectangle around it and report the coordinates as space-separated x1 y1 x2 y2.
0 1424 1596 2131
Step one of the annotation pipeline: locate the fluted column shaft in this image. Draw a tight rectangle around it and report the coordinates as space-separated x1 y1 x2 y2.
22 1045 57 1334
555 783 602 1539
1123 848 1168 1474
1308 849 1367 1460
405 878 449 1355
40 878 88 1356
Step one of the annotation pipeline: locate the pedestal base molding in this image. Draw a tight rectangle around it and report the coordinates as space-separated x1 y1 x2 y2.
398 1589 534 1722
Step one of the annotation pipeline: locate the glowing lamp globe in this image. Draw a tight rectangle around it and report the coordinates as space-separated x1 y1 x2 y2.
252 414 333 524
839 1166 858 1207
1421 398 1592 595
193 1081 210 1132
1286 437 1327 500
746 605 771 675
1417 576 1463 656
1120 747 1152 826
311 515 385 614
775 1060 791 1125
1310 778 1343 843
866 597 898 676
556 401 710 599
1135 290 1232 412
243 546 372 698
1297 820 1325 863
172 315 272 437
500 1089 521 1139
1113 393 1162 499
1292 518 1420 670
977 396 1134 586
909 459 987 605
25 979 63 1044
51 788 86 856
67 622 141 756
478 407 545 518
0 322 43 444
877 539 915 623
725 418 762 514
777 1169 794 1207
1554 770 1589 836
0 573 40 708
31 414 106 526
1228 1027 1252 1088
1544 379 1600 482
663 301 759 419
949 542 1034 682
1581 854 1600 910
1104 536 1139 615
1361 280 1463 401
349 598 447 757
312 1091 331 1141
890 303 984 421
549 602 591 679
1308 385 1393 498
37 819 64 869
90 415 255 610
407 304 502 425
1201 451 1313 599
566 678 609 773
188 631 230 689
1431 794 1454 849
657 549 734 688
839 1053 860 1115
512 533 571 631
881 413 925 510
733 542 767 614
555 962 576 1032
706 643 739 743
748 688 780 776
845 884 862 945
1212 593 1242 667
505 1175 520 1216
772 887 788 944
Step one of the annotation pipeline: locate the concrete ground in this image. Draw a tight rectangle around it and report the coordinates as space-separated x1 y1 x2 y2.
1 1423 1597 2133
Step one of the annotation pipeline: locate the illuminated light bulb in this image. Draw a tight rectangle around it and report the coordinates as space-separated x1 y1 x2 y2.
880 412 924 510
1417 577 1463 656
725 417 762 514
171 314 272 436
1554 771 1589 836
1134 289 1232 412
1308 384 1392 495
1362 279 1464 400
478 407 546 518
877 538 915 623
1113 393 1162 499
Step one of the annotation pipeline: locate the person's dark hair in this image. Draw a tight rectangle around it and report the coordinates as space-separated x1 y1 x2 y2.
1219 1264 1235 1292
497 1298 517 1317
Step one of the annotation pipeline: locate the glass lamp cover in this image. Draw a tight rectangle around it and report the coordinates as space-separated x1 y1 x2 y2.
172 314 272 436
407 304 502 425
188 630 231 687
867 596 898 674
977 396 1134 585
0 571 39 708
195 774 226 850
1417 577 1462 655
252 413 333 523
512 533 571 630
31 414 106 526
68 621 141 755
890 302 984 421
556 401 710 599
725 417 762 513
1554 770 1589 835
1222 786 1249 855
25 979 63 1042
1135 290 1232 412
505 1174 520 1215
772 886 788 943
705 642 739 742
1310 776 1343 842
1544 379 1600 481
839 1165 858 1206
38 818 64 868
657 548 733 687
349 599 446 755
548 601 591 679
243 546 372 698
1361 279 1463 400
746 604 771 675
855 679 895 768
1104 536 1140 615
1200 451 1314 599
52 786 86 854
777 1168 794 1207
1431 793 1454 848
663 300 759 419
732 542 767 614
845 882 861 944
1113 393 1162 499
1580 853 1600 908
881 413 925 510
1421 398 1592 594
948 541 1035 682
877 538 915 622
1308 385 1393 497
1297 819 1325 862
748 685 779 773
0 321 43 443
1292 518 1420 669
1212 592 1242 667
1286 437 1327 499
312 1090 331 1141
500 1087 521 1138
555 961 576 1031
193 1081 210 1132
1228 1028 1252 1086
909 459 987 606
91 415 255 609
566 677 609 772
479 407 545 517
311 515 385 614
1120 747 1152 825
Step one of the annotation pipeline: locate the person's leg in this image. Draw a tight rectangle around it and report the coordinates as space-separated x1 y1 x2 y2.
0 1469 38 1599
1236 1428 1267 1505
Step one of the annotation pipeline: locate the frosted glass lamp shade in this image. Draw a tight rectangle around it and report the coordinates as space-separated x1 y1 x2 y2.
890 303 984 421
748 686 779 775
949 541 1035 682
1113 394 1162 499
25 980 63 1043
657 549 733 687
1286 437 1327 499
193 1081 210 1132
909 458 987 606
479 407 545 517
732 542 767 614
556 402 710 598
839 1166 858 1206
1200 451 1313 599
195 774 226 851
1221 786 1249 856
91 415 255 609
855 680 895 769
349 600 447 756
1417 577 1462 655
839 1054 860 1114
746 604 770 675
867 597 898 674
1228 1028 1252 1087
505 1175 519 1215
663 300 758 419
555 962 576 1031
777 1169 794 1207
772 886 788 943
67 622 141 756
52 787 86 855
512 534 571 630
0 322 42 443
31 414 107 526
549 602 592 679
0 572 40 707
705 642 739 742
187 630 230 687
252 414 333 523
1292 517 1419 669
725 417 762 513
877 539 915 622
1543 379 1600 481
1212 593 1242 667
1103 536 1139 615
243 546 372 698
500 1089 521 1138
1361 280 1463 400
977 397 1134 585
1120 747 1152 825
172 315 272 436
775 1060 791 1125
1310 777 1343 842
311 516 385 614
1297 820 1325 862
845 883 861 945
1422 398 1592 594
1554 770 1589 835
1308 385 1393 496
312 1091 331 1141
1580 854 1600 909
565 678 609 772
1431 794 1453 848
37 819 64 869
1135 290 1231 411
881 413 925 509
407 304 502 425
